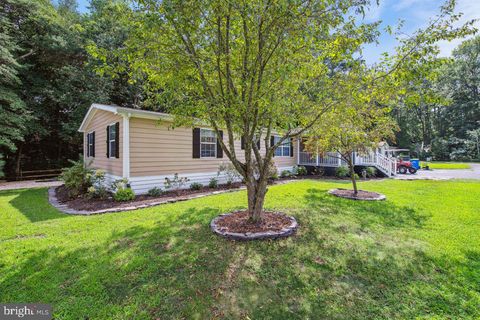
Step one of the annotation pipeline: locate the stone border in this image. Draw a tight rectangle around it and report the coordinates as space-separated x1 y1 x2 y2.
210 211 298 241
48 186 247 215
327 188 386 201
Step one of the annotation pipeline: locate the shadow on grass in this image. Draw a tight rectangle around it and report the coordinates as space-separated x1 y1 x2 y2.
4 188 67 222
303 187 430 229
0 193 478 319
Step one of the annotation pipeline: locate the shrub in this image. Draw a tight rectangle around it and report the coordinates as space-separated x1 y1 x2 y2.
313 167 325 176
61 159 92 197
86 170 108 199
190 182 203 190
294 165 308 176
335 166 349 178
217 162 241 185
113 188 135 201
209 177 218 188
164 173 189 190
280 170 292 178
147 187 162 197
366 167 377 178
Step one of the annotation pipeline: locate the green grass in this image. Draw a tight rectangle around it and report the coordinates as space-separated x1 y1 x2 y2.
1 179 479 319
422 161 472 169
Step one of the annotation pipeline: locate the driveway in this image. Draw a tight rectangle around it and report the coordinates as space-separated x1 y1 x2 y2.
0 179 62 191
395 163 480 180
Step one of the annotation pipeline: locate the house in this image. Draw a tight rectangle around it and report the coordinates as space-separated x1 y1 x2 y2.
79 104 397 194
78 104 297 194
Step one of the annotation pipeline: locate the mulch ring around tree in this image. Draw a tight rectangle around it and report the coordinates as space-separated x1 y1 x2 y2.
328 188 386 201
211 210 298 241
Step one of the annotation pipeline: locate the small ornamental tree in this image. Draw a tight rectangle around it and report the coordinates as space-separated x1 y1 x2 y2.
307 68 398 194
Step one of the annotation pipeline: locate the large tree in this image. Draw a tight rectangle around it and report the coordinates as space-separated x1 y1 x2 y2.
92 0 379 222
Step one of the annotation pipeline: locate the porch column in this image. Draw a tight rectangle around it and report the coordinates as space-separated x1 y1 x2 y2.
337 152 341 166
316 147 319 166
297 138 300 165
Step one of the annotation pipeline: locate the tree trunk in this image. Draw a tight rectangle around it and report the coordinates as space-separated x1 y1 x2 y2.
246 174 268 223
349 162 358 195
15 144 23 180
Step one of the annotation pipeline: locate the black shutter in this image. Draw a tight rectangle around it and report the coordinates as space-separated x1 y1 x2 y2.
106 126 110 158
217 130 223 158
290 138 294 157
92 131 95 157
192 128 200 158
241 136 245 150
115 122 120 158
270 136 275 157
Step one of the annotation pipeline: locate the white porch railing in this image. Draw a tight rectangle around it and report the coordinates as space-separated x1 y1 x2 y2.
297 150 396 176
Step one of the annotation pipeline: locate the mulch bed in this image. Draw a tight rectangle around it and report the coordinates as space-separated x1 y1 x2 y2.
55 183 243 211
211 210 298 241
214 211 292 233
328 188 386 201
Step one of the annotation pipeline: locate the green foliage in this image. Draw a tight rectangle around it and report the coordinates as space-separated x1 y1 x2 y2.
208 178 218 189
217 162 241 185
280 170 292 178
164 173 189 191
147 187 162 197
294 165 308 176
61 159 92 197
336 166 349 178
365 167 377 178
86 170 108 199
189 182 203 191
113 187 135 202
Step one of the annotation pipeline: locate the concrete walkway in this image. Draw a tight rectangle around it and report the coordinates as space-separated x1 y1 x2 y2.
0 179 62 191
395 163 480 180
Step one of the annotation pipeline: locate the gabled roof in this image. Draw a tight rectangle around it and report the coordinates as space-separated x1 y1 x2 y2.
78 103 173 132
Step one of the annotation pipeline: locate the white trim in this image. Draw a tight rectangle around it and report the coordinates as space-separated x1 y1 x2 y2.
79 103 173 132
122 114 130 179
128 166 294 195
199 128 217 158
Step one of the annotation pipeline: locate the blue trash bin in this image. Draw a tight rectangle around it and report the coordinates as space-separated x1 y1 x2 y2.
410 159 420 170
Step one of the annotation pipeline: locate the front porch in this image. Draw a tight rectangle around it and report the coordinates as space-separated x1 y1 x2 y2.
295 140 397 176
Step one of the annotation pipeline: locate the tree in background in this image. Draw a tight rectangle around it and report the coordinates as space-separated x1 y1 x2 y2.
0 0 31 177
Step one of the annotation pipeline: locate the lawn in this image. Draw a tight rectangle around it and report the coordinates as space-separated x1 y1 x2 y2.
1 179 479 319
422 161 472 169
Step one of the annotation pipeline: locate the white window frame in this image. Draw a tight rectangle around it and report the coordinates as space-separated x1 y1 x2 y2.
274 135 291 157
200 128 217 158
87 131 95 158
108 123 117 158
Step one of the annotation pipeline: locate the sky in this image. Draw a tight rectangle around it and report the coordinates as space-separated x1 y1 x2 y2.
72 0 479 64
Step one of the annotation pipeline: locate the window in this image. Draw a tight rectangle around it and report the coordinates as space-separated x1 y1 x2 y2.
87 132 95 157
273 136 291 157
200 128 217 158
108 124 117 158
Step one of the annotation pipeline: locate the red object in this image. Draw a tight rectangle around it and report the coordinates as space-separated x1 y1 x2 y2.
396 159 417 174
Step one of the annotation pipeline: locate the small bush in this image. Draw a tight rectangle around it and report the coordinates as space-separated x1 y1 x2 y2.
294 165 307 176
86 170 108 199
61 159 92 197
336 166 349 178
208 177 218 188
190 182 203 190
313 167 325 176
147 187 162 197
113 188 135 201
280 170 292 178
217 162 241 185
366 167 377 178
164 173 189 190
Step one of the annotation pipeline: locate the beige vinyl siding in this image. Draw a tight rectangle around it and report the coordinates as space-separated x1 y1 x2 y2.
129 117 296 177
84 110 123 176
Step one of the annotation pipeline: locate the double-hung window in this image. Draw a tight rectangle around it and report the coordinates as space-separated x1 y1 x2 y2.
108 124 117 158
87 132 95 157
273 136 291 157
200 129 217 158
